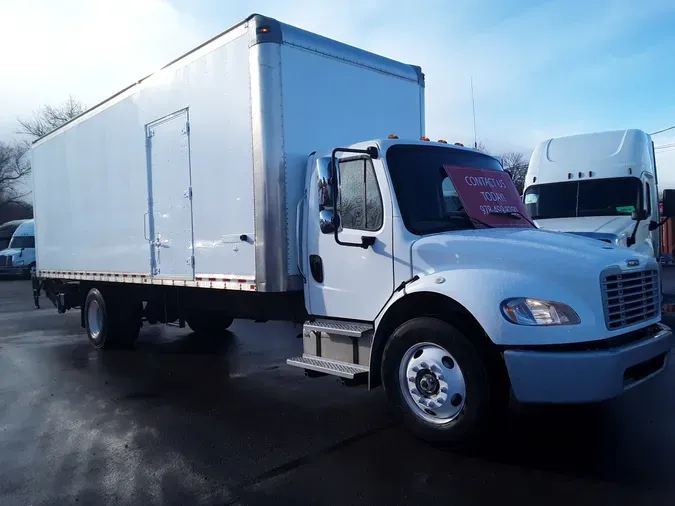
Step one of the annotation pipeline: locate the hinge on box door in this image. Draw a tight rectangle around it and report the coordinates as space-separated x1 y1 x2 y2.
189 186 193 200
191 255 195 269
147 129 154 138
185 121 190 135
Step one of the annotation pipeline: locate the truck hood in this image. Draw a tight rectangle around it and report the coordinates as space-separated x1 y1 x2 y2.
411 227 646 281
534 216 633 237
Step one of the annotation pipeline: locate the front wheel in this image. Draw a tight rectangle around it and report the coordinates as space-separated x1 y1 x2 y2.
381 317 506 446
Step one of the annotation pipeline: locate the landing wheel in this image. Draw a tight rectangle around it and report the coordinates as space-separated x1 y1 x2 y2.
186 312 233 335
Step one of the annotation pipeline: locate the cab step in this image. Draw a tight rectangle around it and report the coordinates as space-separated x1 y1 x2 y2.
286 355 369 380
304 319 373 338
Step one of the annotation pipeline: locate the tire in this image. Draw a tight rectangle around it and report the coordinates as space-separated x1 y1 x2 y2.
186 312 234 335
84 288 142 349
381 317 507 446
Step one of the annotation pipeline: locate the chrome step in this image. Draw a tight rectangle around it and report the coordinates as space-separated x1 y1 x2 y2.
304 319 373 338
287 355 369 379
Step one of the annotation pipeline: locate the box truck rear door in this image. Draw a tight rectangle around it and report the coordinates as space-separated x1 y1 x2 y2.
146 109 195 279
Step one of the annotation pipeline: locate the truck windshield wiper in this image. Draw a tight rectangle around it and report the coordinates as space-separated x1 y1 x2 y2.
489 211 537 228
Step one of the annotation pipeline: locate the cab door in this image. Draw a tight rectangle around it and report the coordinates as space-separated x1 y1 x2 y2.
303 153 394 321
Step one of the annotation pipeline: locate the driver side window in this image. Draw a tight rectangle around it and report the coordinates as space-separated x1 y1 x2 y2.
337 158 383 231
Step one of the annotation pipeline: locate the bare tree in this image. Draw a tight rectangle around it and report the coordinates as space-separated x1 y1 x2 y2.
0 141 32 213
475 140 490 153
499 151 529 194
17 95 85 138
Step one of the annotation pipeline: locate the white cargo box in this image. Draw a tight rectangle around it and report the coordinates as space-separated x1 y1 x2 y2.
32 14 425 292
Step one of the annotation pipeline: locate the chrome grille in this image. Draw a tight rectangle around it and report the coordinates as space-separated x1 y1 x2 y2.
602 268 659 330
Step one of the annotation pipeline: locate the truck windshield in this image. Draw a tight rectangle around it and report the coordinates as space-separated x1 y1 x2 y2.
9 236 35 249
524 177 642 220
386 144 505 235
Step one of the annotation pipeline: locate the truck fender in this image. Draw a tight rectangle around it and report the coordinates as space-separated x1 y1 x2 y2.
369 274 495 389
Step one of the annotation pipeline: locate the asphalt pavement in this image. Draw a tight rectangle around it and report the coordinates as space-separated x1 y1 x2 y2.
1 278 675 505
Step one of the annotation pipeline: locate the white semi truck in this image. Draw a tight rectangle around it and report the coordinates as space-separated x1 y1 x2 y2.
524 129 675 258
31 15 673 445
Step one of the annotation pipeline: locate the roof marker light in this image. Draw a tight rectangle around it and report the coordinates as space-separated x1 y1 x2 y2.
628 167 632 174
454 142 464 146
589 171 595 177
437 139 448 144
568 173 573 179
420 136 430 141
578 172 583 178
388 134 399 139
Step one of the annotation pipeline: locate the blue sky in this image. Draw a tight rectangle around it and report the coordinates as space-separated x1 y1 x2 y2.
1 0 674 173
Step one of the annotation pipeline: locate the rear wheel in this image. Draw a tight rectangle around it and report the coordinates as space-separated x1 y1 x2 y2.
84 288 142 349
186 312 234 335
381 317 507 446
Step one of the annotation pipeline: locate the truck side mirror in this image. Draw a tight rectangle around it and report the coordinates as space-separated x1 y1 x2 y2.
631 209 649 221
662 189 675 218
317 157 337 235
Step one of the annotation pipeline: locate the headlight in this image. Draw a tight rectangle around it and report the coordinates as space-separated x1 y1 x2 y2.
501 298 580 326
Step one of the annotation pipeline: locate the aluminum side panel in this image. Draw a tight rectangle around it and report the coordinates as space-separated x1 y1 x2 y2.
279 44 424 276
31 28 255 278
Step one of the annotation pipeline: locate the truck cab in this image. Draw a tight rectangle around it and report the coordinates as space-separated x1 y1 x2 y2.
0 219 36 278
523 130 663 257
292 137 672 443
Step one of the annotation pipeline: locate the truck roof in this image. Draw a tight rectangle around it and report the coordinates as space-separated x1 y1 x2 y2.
12 219 34 237
33 14 423 146
332 138 502 162
525 129 654 187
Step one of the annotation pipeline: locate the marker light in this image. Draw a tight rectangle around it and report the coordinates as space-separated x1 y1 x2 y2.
420 136 430 141
454 142 464 146
437 139 448 144
388 134 399 139
258 26 271 33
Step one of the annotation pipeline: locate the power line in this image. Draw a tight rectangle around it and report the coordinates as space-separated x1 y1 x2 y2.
655 142 675 150
651 125 675 135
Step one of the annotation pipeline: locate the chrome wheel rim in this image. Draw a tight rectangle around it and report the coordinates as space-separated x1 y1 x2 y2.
398 342 466 425
87 300 103 339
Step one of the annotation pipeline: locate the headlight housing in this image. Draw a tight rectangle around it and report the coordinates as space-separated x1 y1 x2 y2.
501 298 580 326
12 259 24 266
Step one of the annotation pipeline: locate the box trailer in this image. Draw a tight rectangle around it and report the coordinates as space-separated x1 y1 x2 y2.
32 14 673 446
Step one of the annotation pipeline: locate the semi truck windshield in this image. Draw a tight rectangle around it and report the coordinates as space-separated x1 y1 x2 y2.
524 177 642 220
386 144 505 235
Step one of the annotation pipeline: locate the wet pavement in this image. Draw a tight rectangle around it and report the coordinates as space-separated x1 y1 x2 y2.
1 278 675 505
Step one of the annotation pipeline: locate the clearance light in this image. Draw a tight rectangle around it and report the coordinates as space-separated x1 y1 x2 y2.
258 26 271 33
454 142 464 146
420 136 430 141
388 134 399 139
437 139 448 144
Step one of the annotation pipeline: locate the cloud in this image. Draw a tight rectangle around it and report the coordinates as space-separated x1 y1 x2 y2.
0 0 205 137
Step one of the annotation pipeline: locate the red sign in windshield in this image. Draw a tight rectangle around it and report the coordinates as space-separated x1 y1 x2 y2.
444 165 534 228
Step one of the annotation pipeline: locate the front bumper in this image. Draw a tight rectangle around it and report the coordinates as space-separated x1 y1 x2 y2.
504 323 673 403
0 266 29 276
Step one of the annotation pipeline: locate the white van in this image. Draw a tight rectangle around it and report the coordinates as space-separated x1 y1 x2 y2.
0 219 35 278
523 129 661 257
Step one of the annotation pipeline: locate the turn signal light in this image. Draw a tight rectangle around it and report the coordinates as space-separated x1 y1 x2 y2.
388 134 399 139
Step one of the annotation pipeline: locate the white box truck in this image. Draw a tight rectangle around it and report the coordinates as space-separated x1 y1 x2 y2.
524 129 675 258
31 15 673 445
